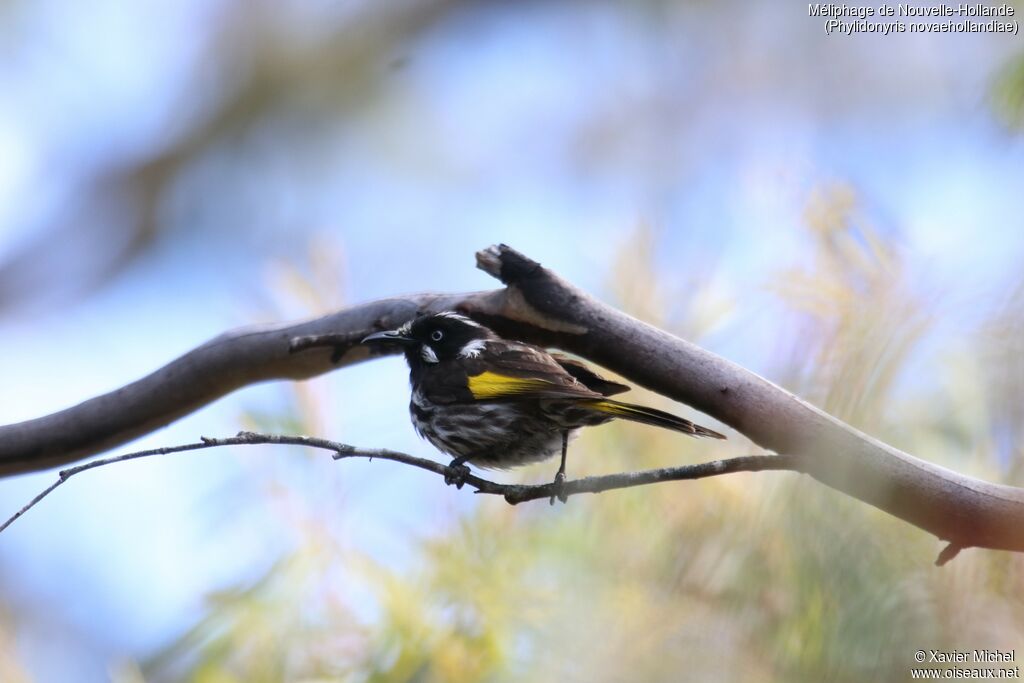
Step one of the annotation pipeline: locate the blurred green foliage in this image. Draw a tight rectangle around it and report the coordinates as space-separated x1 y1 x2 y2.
111 211 1024 683
993 51 1024 130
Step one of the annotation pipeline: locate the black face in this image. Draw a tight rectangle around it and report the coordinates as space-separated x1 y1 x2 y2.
362 312 492 366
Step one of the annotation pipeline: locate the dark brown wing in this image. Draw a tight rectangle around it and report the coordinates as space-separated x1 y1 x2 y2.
453 341 607 403
550 353 630 396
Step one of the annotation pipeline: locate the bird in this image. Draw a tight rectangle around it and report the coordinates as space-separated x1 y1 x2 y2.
362 311 725 502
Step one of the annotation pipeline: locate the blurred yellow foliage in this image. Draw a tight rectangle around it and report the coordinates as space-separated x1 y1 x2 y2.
0 610 33 683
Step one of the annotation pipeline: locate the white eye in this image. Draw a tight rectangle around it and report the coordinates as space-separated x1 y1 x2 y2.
430 330 444 342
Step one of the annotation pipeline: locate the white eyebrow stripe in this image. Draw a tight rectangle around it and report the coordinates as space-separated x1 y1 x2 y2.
458 338 488 358
421 345 439 363
435 311 481 327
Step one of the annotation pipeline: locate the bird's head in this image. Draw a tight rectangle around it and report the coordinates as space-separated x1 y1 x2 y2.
361 312 495 365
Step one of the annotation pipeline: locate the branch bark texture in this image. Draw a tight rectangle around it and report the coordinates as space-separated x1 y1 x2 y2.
2 244 1022 557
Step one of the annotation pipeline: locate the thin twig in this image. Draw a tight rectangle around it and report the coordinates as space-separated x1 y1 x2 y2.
0 437 255 534
0 431 802 534
289 333 368 357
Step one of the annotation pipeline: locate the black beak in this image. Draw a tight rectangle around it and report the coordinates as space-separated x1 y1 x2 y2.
361 329 416 346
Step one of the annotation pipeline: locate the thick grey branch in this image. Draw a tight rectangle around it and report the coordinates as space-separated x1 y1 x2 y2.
2 244 1022 560
0 292 483 474
471 245 1024 557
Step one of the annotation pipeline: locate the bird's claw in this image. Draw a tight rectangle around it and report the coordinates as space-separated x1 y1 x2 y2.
549 471 568 505
444 462 471 489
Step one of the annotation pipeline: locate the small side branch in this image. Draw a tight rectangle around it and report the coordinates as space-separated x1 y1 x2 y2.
0 432 803 533
935 543 963 567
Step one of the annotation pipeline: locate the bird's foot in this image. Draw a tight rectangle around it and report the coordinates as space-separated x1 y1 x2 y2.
444 459 471 489
549 471 568 505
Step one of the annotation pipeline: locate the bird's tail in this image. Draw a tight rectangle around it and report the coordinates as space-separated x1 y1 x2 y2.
585 399 725 439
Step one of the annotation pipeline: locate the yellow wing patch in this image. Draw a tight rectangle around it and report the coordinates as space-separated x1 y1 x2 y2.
585 399 623 415
466 371 556 399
